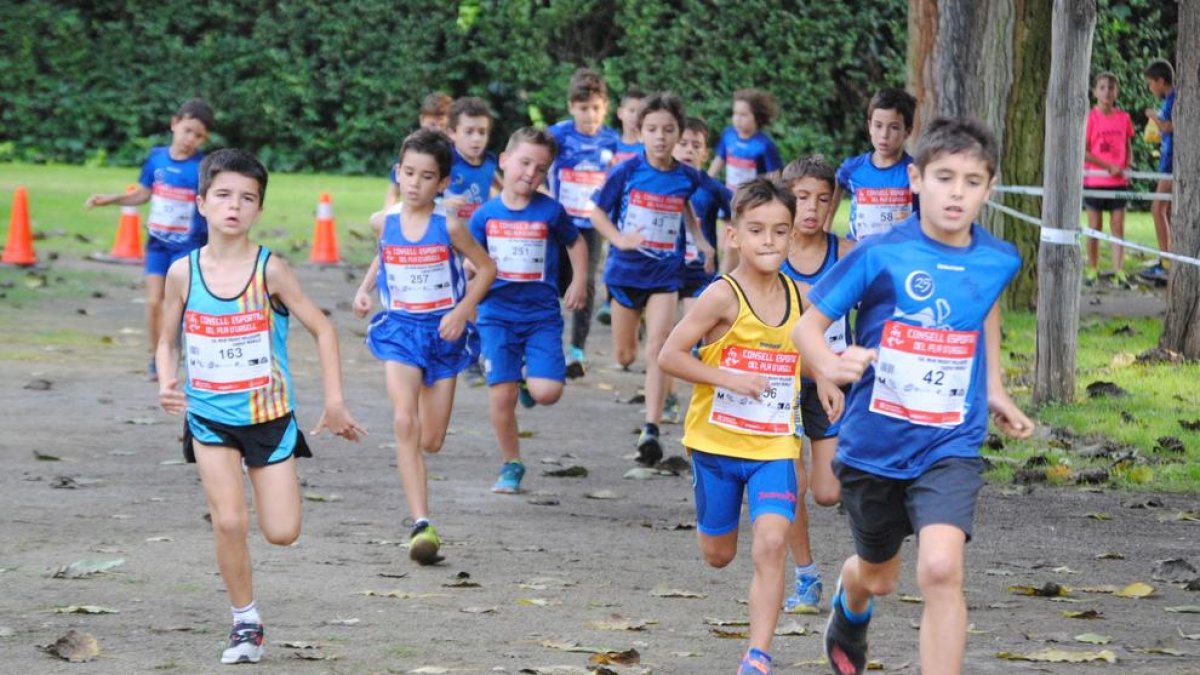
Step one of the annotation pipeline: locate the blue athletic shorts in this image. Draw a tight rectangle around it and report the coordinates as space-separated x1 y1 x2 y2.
679 269 714 299
365 312 472 386
795 379 850 440
185 411 311 467
690 450 798 536
1159 150 1173 174
608 284 677 311
478 316 566 385
145 238 192 277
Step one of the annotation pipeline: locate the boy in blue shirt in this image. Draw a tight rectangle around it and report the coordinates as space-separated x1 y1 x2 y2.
828 88 918 241
86 98 214 381
794 119 1033 675
707 89 783 191
443 97 501 222
613 86 646 165
470 128 588 493
549 68 621 378
591 92 715 466
1141 59 1175 284
384 92 453 208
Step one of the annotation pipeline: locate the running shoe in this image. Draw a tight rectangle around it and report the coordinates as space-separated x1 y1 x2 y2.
221 622 264 665
464 360 486 387
565 346 587 380
1083 267 1099 287
636 424 663 467
147 359 158 383
661 392 681 424
409 521 443 565
518 379 536 409
1139 262 1169 285
825 578 870 675
1111 269 1131 289
596 299 612 326
492 460 526 494
738 647 773 674
785 570 823 613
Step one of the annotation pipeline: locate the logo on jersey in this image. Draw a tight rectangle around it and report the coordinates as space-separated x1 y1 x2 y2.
600 149 614 164
905 270 935 301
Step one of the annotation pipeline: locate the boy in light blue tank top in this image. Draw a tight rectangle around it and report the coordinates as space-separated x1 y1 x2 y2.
353 130 497 564
156 149 365 666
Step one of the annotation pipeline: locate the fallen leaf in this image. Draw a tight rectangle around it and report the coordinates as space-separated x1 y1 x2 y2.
303 492 342 502
145 536 173 543
1009 582 1068 597
1085 512 1111 521
23 378 52 390
542 466 588 478
293 651 337 660
1166 511 1200 522
52 605 118 614
995 647 1116 663
1095 552 1125 560
1133 644 1186 656
518 577 575 590
517 598 560 607
51 558 125 579
40 630 100 662
149 625 194 633
518 430 536 439
527 498 560 506
33 451 62 461
623 468 657 480
588 648 640 665
1165 606 1200 613
775 621 808 636
898 594 923 603
408 668 450 674
591 616 653 631
1114 581 1155 598
711 628 749 639
460 606 497 614
280 641 321 649
540 639 613 654
704 617 749 626
1061 609 1102 619
584 490 620 500
1074 633 1111 645
650 585 705 598
327 617 360 626
1179 628 1200 640
378 571 409 579
1076 585 1118 594
123 417 159 425
1152 558 1198 583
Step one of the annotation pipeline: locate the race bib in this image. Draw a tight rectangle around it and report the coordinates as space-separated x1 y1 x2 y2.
487 219 547 281
684 228 702 264
853 187 911 239
725 156 757 188
870 320 977 427
710 345 799 435
185 309 272 392
626 189 684 252
824 317 849 354
148 184 196 237
558 168 606 217
382 244 455 313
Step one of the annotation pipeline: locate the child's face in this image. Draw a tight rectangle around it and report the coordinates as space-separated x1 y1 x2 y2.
731 100 757 136
729 201 792 272
500 142 553 198
868 108 909 158
1144 76 1168 98
450 115 492 164
790 177 834 236
640 110 682 165
394 151 449 208
170 116 209 157
569 95 609 136
419 113 448 132
673 129 709 168
197 171 262 236
908 151 993 244
616 97 644 131
1093 78 1118 106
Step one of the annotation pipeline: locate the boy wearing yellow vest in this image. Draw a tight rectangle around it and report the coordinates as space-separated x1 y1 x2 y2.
659 177 873 675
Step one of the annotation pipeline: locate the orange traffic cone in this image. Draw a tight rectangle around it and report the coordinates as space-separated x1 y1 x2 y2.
107 184 144 263
2 186 36 266
310 192 341 264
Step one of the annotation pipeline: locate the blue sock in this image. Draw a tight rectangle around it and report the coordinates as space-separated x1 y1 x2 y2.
746 647 772 662
837 588 873 625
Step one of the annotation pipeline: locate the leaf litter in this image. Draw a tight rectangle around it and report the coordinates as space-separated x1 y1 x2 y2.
40 630 100 662
51 558 125 579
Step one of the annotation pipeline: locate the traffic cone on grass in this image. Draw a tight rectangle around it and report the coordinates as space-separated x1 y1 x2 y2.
2 186 37 266
310 192 341 264
106 185 144 263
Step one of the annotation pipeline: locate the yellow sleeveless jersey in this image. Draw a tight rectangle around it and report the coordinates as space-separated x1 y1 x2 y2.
682 274 804 461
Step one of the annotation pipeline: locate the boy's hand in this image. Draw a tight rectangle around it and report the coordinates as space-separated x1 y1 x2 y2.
989 391 1034 439
814 377 844 423
722 372 771 399
1106 163 1124 177
564 279 587 311
310 403 367 442
438 307 468 342
613 229 644 251
1144 108 1158 122
84 194 113 209
158 378 187 415
823 346 876 386
352 286 374 318
441 195 468 222
699 241 717 274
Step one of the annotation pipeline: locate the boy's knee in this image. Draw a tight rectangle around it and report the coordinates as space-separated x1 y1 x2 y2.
262 523 300 546
615 346 637 368
392 412 419 439
490 385 519 410
703 548 736 569
529 383 563 406
751 527 789 560
861 574 899 597
918 553 964 592
420 431 446 455
211 512 249 540
812 486 841 507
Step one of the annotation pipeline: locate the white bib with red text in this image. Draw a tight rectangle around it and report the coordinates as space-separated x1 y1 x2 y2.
382 244 454 313
853 187 911 239
869 320 977 427
185 309 272 392
487 219 547 281
626 189 684 252
148 184 196 237
710 345 799 435
558 168 606 217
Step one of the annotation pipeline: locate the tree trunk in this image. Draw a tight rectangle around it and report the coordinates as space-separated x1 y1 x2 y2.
1161 0 1200 357
1033 0 1096 405
907 0 939 140
999 0 1054 310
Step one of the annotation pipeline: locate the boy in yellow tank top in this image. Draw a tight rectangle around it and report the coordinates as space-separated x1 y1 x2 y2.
660 177 874 674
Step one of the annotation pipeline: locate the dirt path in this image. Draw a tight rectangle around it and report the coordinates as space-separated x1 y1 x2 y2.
0 260 1197 674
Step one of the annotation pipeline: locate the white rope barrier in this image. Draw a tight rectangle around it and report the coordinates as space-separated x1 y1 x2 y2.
1082 169 1172 181
991 185 1172 201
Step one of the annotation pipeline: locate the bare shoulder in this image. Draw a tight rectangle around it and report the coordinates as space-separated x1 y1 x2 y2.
694 277 739 321
837 236 856 257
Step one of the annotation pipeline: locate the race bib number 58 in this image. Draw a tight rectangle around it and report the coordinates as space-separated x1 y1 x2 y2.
870 320 977 427
710 345 799 435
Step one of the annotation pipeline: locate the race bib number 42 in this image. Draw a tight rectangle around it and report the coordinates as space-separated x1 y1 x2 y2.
870 320 977 427
185 309 272 392
710 345 799 435
382 244 454 313
487 219 547 281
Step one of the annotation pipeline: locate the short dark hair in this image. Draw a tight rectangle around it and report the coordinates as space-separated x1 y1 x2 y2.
449 96 493 130
176 98 215 131
199 149 268 204
620 85 647 105
780 154 836 192
505 127 558 157
733 89 778 129
1144 59 1174 85
913 117 999 178
867 88 916 130
568 67 608 103
398 128 454 179
637 91 685 131
420 92 453 117
1094 71 1119 88
682 116 709 139
732 176 795 225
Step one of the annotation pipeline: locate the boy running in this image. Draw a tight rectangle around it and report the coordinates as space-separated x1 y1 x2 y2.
793 118 1033 675
707 89 783 191
1141 59 1175 284
156 149 365 665
613 86 647 165
1082 72 1135 287
384 92 454 208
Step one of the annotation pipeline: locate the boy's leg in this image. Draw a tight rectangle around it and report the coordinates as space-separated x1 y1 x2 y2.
523 319 567 406
691 451 744 568
418 376 459 454
569 228 602 352
1110 207 1126 272
745 458 798 652
609 299 642 369
525 378 564 405
145 274 166 367
193 442 253 608
385 361 431 521
1152 179 1172 260
787 455 813 567
488 383 521 462
246 457 302 547
642 292 679 426
1085 207 1101 271
916 524 968 675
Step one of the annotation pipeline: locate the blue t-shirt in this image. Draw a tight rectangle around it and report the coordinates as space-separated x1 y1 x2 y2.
469 193 580 323
593 156 705 290
714 127 782 190
374 211 466 322
836 151 918 242
445 148 498 222
1160 89 1176 170
808 217 1020 480
684 174 733 283
548 120 620 230
613 140 644 165
138 146 207 249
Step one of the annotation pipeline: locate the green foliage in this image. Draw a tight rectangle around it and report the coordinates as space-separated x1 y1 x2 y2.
0 1 1174 176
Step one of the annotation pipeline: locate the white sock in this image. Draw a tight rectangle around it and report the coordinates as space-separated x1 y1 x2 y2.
232 600 261 626
795 561 818 577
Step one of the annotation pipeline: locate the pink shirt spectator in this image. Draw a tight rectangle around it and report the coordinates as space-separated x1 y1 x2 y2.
1083 106 1134 188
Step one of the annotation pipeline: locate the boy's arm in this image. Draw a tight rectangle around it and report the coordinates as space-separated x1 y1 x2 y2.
658 282 767 397
156 259 190 415
353 256 381 318
984 301 1033 438
562 234 588 311
707 156 725 180
441 215 497 341
793 308 874 386
85 185 151 209
683 202 716 273
267 256 366 442
590 203 642 250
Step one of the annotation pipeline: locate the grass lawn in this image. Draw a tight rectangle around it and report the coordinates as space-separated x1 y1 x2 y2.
2 162 1196 491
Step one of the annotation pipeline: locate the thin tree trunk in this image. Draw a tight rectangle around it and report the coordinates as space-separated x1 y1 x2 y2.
907 0 939 140
1161 0 1200 357
1034 0 1096 405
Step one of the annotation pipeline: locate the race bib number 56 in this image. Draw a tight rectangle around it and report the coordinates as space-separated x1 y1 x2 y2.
870 320 977 427
710 345 799 435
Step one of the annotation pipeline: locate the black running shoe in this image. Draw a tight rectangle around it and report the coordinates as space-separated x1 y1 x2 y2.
636 425 662 467
825 580 869 675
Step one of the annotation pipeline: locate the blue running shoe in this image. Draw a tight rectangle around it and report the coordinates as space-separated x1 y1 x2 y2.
596 300 612 326
518 379 536 409
492 461 526 494
738 647 773 674
785 571 823 613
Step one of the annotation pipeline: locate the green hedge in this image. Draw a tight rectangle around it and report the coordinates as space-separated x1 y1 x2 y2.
0 0 1171 176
